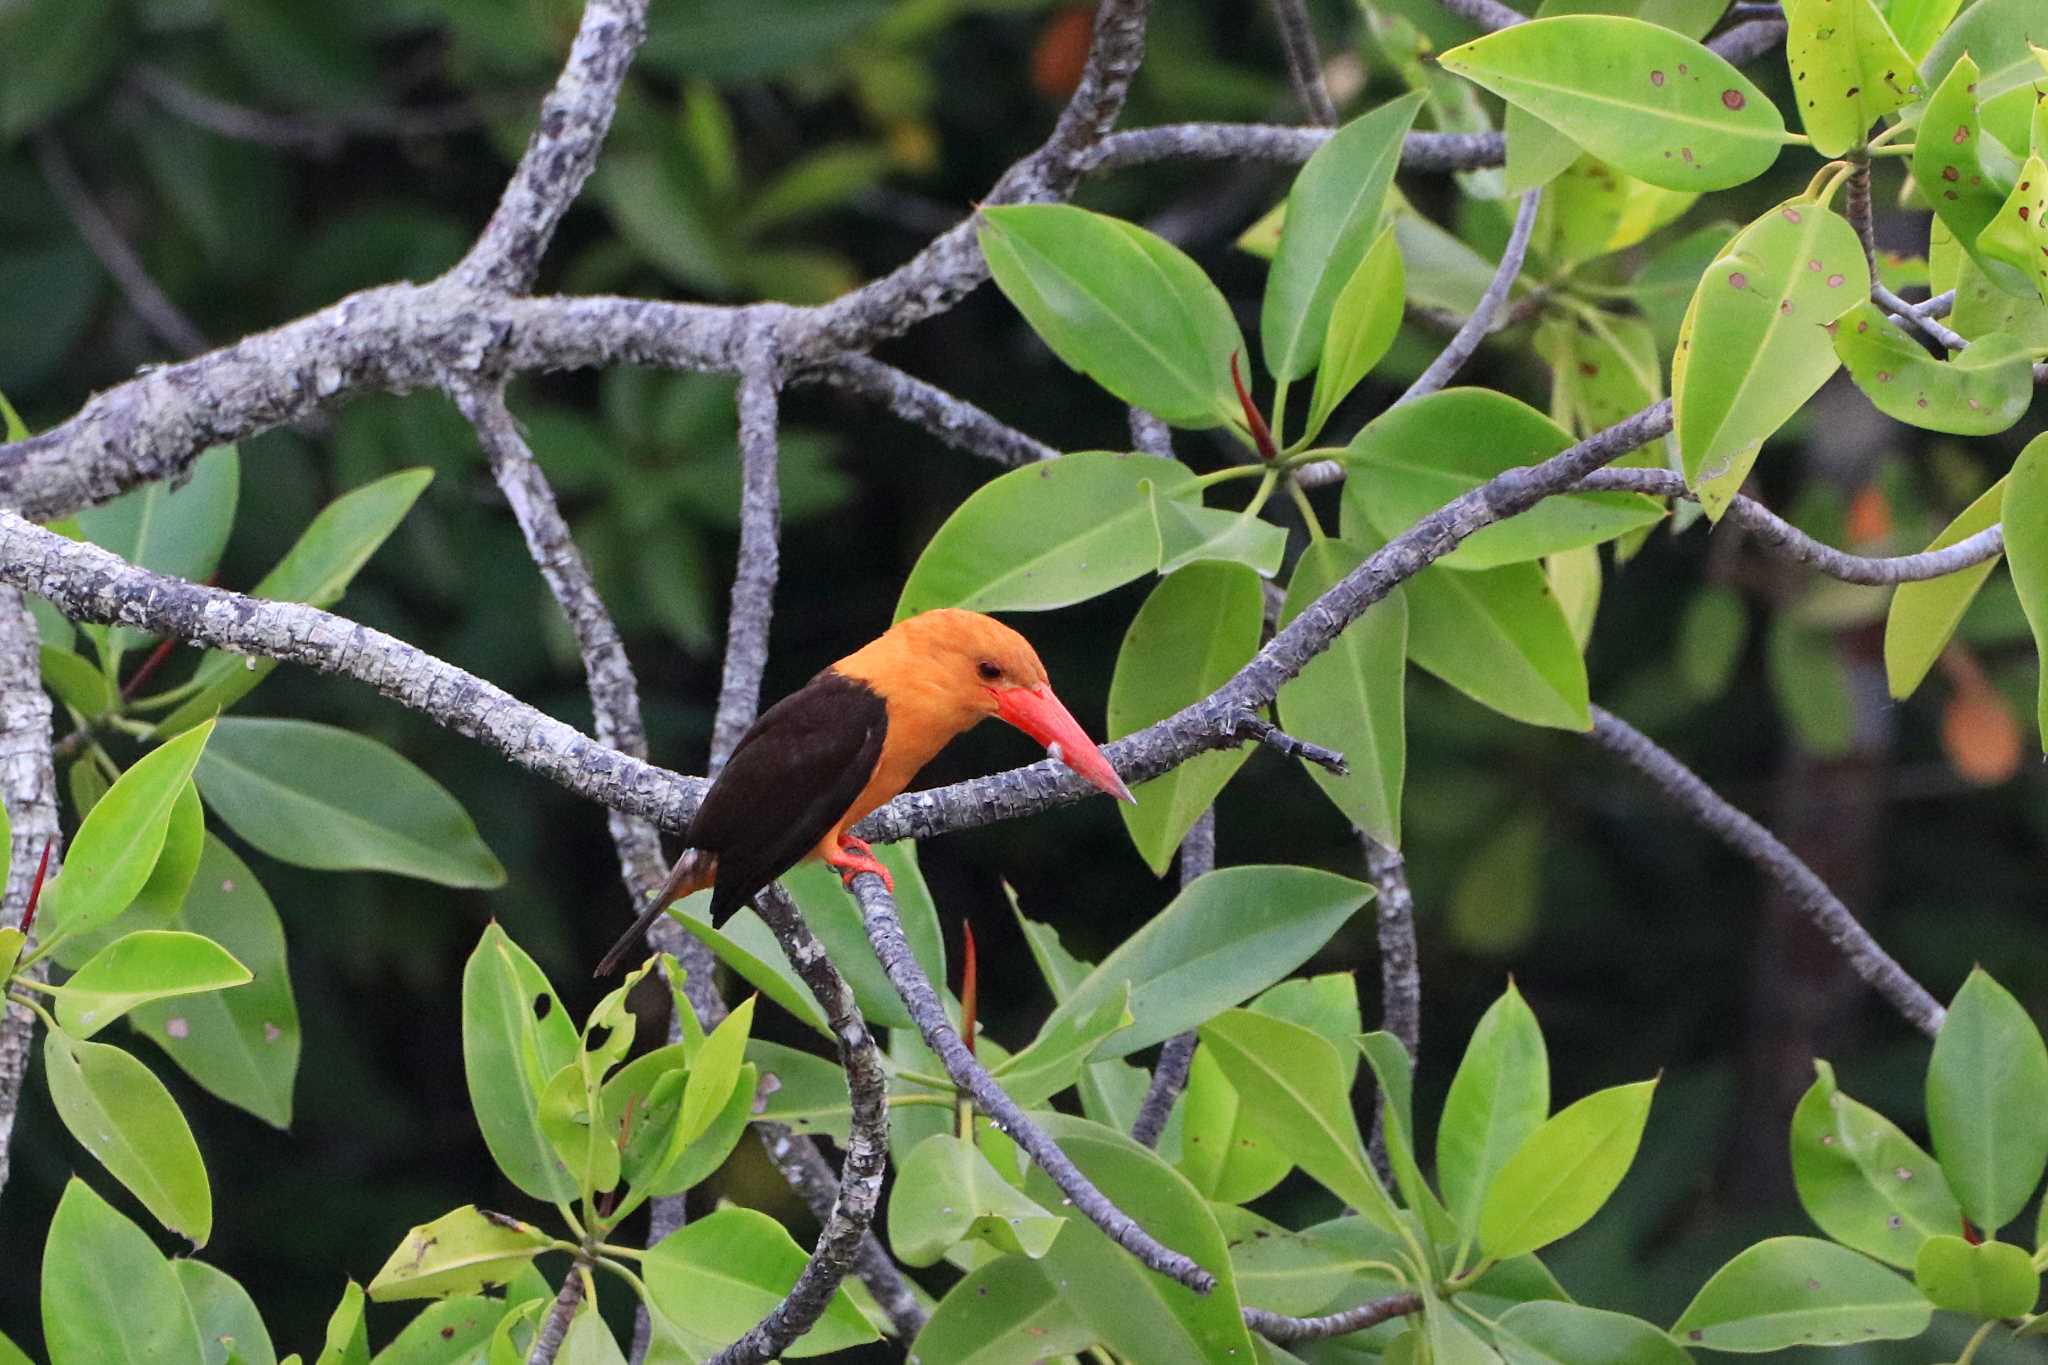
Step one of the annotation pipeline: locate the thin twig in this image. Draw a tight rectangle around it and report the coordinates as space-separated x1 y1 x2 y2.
1088 125 1505 176
1434 0 1527 32
33 133 208 358
128 64 507 157
1268 0 1339 127
1364 837 1418 1057
852 875 1219 1292
802 356 1057 467
1844 156 1877 273
0 590 61 1205
1245 1293 1423 1345
1397 189 1541 407
1873 283 1968 353
1586 706 1943 1036
1577 469 2006 584
527 1274 587 1365
1130 807 1214 1148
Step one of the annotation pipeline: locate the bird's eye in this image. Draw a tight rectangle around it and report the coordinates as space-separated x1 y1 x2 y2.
976 660 1002 682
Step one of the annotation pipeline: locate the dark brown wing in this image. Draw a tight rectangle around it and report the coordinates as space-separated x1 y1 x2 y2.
692 670 887 924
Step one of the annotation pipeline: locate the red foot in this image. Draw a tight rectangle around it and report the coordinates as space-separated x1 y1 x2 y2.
826 835 894 892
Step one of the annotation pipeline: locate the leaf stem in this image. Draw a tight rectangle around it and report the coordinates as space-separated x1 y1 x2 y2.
1288 477 1326 540
1191 464 1275 490
1956 1318 1999 1365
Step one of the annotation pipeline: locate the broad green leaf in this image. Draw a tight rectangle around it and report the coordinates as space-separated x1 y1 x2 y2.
2006 437 2048 740
196 718 504 887
1496 1302 1689 1365
1671 1236 1931 1350
909 1257 1095 1365
1535 156 1697 270
461 924 580 1203
0 928 21 977
645 1206 879 1356
155 469 434 738
1424 1286 1499 1363
41 644 114 715
782 841 943 1030
889 1132 1066 1265
1914 1233 2039 1319
77 446 239 660
1673 197 1868 518
1306 226 1405 440
1913 57 2026 295
55 930 250 1038
1884 0 1961 61
371 1296 506 1364
1177 1043 1295 1204
1394 201 1502 315
1109 564 1262 874
1924 0 2048 170
1277 539 1407 848
1401 559 1592 730
1833 302 2033 434
51 780 205 971
41 1178 206 1365
895 452 1200 620
1199 1009 1402 1231
1479 1079 1656 1258
1886 478 2005 699
173 1259 277 1365
1791 1060 1961 1268
315 1282 368 1365
1148 487 1289 578
368 1206 551 1302
1263 95 1425 382
40 719 213 947
1926 966 2048 1231
1357 1031 1456 1243
1549 548 1601 651
679 993 754 1145
130 838 300 1128
993 984 1134 1105
602 1045 694 1192
980 205 1244 427
1784 0 1920 156
1035 865 1370 1062
1439 17 1784 192
1022 1115 1256 1363
1343 389 1665 570
746 1039 850 1140
676 897 831 1036
556 1308 626 1365
1533 311 1672 472
1230 1216 1407 1317
45 1025 212 1243
1979 154 2048 302
638 1062 755 1203
1439 982 1550 1246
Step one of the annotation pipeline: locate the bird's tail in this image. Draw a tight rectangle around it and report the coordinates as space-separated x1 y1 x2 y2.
593 849 717 977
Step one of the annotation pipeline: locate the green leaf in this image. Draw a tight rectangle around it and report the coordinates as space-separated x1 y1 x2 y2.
680 993 754 1146
1109 563 1263 874
1836 304 2033 435
1533 311 1673 471
1534 156 1698 271
1439 17 1785 191
45 1025 212 1244
1479 1079 1656 1258
461 924 579 1203
1343 390 1665 570
315 1282 369 1365
889 1132 1066 1266
1913 56 2027 296
40 1178 206 1365
1033 865 1370 1063
980 205 1244 427
1229 1215 1407 1316
1439 982 1550 1247
645 1206 879 1356
994 983 1135 1106
909 1257 1095 1365
1262 95 1425 383
675 898 831 1036
40 720 214 948
1673 197 1869 519
1924 0 2048 154
1177 1043 1296 1204
1021 1115 1257 1363
1884 0 1961 61
1978 153 2048 302
1278 545 1407 846
1791 1059 1961 1268
1495 1302 1688 1365
1767 614 1854 757
1400 558 1592 731
1306 226 1405 440
371 1296 507 1365
1199 1008 1402 1232
2006 438 2048 741
196 718 505 887
368 1206 551 1302
1357 1031 1456 1243
173 1259 277 1365
1671 1236 1932 1350
41 644 115 716
54 930 251 1038
0 928 21 978
1914 1233 2040 1319
155 469 434 738
130 837 300 1128
1147 488 1289 578
1783 0 1920 156
1423 1287 1499 1363
77 446 239 660
781 841 943 1031
1926 966 2048 1231
51 780 205 971
747 1040 851 1140
1885 480 2006 700
895 452 1200 620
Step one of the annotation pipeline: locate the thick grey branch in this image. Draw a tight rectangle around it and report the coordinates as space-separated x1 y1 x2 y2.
452 0 649 292
1707 18 1787 64
1128 407 1175 457
527 1274 587 1365
1130 807 1213 1148
1587 706 1943 1036
0 589 61 1204
709 348 784 770
1088 124 1506 175
1577 469 2006 584
1364 837 1418 1057
801 356 1057 468
1246 1293 1423 1345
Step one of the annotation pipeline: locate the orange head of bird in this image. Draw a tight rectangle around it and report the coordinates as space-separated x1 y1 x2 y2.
866 609 1135 803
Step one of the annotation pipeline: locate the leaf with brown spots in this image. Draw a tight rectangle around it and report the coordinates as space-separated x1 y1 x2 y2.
1784 0 1921 156
1533 154 1698 270
1978 152 2048 302
1831 300 2035 435
1914 56 2028 295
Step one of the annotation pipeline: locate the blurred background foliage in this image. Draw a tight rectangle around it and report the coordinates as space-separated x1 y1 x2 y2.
0 0 2043 1358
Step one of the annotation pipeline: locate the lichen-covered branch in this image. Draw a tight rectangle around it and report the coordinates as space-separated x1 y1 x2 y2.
527 1274 587 1365
0 590 61 1203
1364 836 1418 1057
1245 1292 1423 1345
709 350 787 771
1586 706 1943 1036
1088 124 1506 175
801 356 1057 467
